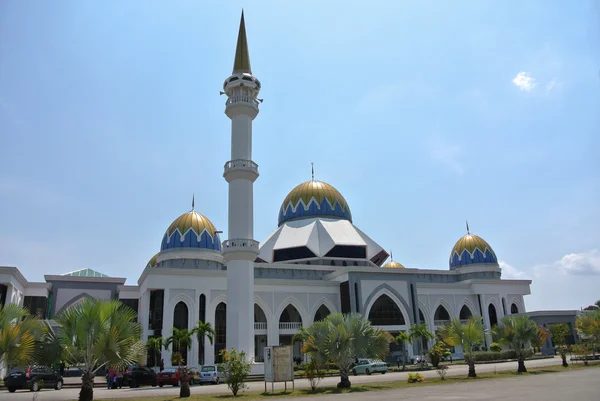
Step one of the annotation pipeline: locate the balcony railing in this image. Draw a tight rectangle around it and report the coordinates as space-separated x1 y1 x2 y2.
279 322 302 330
224 159 258 172
226 96 260 107
434 319 450 326
254 322 267 330
222 239 260 252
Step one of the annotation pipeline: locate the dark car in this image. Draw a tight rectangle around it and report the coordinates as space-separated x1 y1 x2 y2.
122 365 157 388
4 366 64 393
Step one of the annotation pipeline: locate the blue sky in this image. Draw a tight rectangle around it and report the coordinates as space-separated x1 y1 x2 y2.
1 1 599 311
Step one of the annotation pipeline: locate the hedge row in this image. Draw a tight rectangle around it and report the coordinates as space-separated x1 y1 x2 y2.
470 349 533 362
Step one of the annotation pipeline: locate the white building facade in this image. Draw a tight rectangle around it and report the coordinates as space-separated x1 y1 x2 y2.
0 12 531 373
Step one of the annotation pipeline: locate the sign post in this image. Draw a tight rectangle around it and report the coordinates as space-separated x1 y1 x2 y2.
263 345 294 393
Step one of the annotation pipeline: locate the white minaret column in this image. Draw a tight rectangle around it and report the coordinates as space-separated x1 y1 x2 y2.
222 11 261 360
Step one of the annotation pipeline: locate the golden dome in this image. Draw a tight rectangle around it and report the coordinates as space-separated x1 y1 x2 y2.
383 261 405 269
449 233 497 268
161 210 221 251
146 253 159 268
279 180 352 225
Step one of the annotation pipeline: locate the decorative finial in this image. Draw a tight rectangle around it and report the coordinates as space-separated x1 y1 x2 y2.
192 194 195 210
232 10 252 74
390 250 393 261
311 162 314 181
466 220 470 235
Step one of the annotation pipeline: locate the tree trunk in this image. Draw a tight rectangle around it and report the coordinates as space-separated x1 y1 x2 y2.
467 359 477 378
517 356 527 373
561 354 568 368
337 369 351 388
179 379 191 398
79 372 95 401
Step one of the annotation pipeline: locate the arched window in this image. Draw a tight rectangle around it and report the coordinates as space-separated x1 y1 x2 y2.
254 304 267 323
419 309 425 324
510 303 519 314
279 304 302 324
459 305 473 320
502 298 507 315
368 295 406 326
434 305 450 322
314 305 331 322
214 303 227 362
173 301 188 330
199 294 206 323
488 304 498 326
173 301 189 364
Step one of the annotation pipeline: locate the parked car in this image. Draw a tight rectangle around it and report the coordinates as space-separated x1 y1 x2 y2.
351 359 388 375
4 366 64 392
122 365 157 388
156 368 194 387
197 365 224 384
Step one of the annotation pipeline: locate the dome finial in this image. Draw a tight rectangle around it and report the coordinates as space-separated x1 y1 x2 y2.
466 220 470 235
311 162 314 181
232 10 252 74
390 249 393 261
192 193 195 210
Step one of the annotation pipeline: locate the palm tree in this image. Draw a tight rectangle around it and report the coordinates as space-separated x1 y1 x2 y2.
0 304 40 373
494 315 539 373
146 337 163 371
192 321 215 365
439 317 485 378
394 331 412 370
165 328 194 398
296 313 391 388
33 321 63 368
409 323 434 364
55 298 146 401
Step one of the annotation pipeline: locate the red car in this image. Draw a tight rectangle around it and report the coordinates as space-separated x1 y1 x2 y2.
156 368 194 387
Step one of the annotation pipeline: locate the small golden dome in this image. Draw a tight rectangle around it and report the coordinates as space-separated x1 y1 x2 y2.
279 180 352 225
146 253 159 268
449 233 497 268
383 260 405 269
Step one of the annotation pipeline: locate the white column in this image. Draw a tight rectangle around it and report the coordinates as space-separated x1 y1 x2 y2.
161 289 173 367
481 296 493 346
226 260 254 358
204 305 216 365
190 298 199 367
140 291 151 342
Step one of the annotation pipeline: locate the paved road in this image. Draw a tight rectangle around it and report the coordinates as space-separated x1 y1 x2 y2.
0 357 584 400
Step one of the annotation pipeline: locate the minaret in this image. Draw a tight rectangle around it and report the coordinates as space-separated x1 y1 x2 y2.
222 11 261 360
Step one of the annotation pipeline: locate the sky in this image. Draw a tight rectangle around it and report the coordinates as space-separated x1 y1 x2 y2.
1 1 599 311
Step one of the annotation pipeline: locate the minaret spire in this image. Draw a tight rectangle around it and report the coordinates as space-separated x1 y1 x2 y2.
233 10 252 74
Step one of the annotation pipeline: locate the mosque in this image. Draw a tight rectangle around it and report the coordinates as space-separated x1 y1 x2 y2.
0 12 532 372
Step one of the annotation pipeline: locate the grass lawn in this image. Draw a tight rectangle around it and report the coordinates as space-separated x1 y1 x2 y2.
81 361 600 401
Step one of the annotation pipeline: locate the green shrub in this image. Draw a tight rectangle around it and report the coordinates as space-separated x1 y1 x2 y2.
471 349 532 362
301 361 325 391
489 342 502 352
407 373 424 383
219 349 251 396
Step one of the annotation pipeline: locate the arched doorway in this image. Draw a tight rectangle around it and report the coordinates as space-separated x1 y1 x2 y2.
214 302 226 362
172 302 189 365
488 304 498 327
511 303 519 314
254 304 268 362
279 304 303 358
314 305 331 322
367 295 406 326
459 305 473 321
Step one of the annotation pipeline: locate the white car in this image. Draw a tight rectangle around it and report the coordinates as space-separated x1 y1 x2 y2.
197 365 224 384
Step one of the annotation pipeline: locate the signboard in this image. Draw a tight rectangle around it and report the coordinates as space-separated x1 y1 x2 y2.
263 345 294 393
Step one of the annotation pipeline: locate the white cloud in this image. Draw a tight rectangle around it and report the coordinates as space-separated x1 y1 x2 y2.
427 138 464 175
512 72 536 91
557 249 600 276
499 261 531 280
